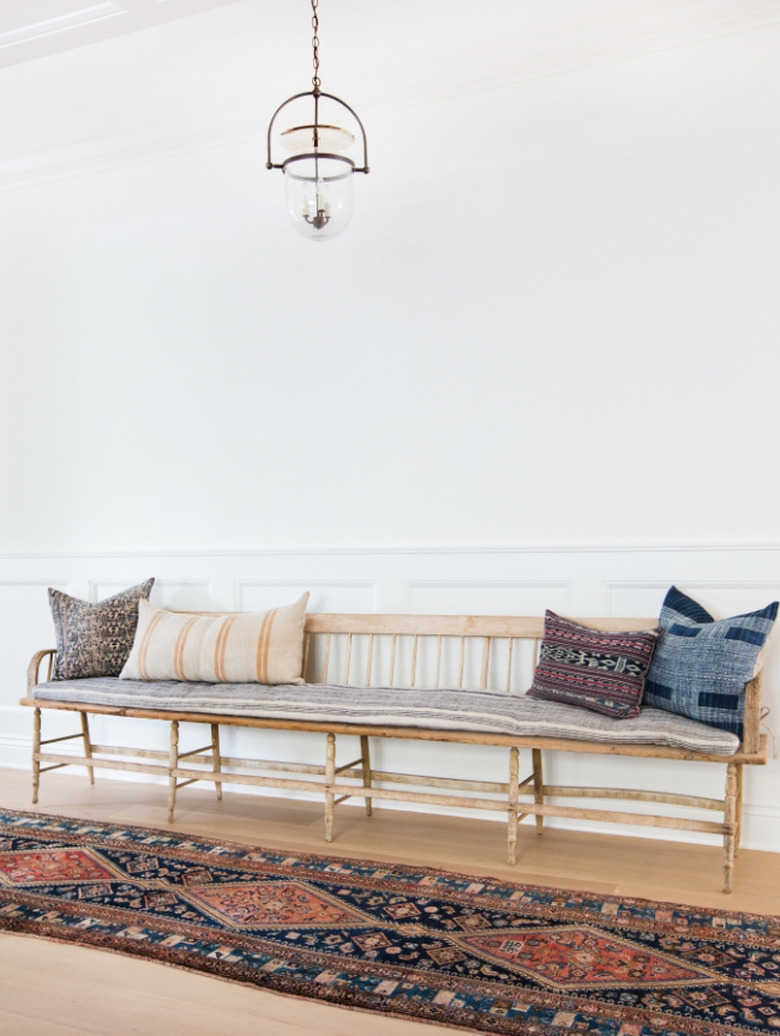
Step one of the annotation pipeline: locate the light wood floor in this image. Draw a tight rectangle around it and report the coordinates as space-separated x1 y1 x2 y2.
1 767 778 1035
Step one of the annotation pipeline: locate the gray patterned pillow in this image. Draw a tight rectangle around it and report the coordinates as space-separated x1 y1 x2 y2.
49 579 155 680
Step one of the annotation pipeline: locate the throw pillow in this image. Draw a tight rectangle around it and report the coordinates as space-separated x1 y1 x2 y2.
643 586 778 737
120 593 310 684
49 578 155 680
527 610 661 718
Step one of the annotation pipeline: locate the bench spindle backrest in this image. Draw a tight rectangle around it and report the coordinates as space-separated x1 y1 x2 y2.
301 613 765 754
302 614 657 696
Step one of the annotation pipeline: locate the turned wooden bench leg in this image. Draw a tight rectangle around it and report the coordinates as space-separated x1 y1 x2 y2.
507 747 519 864
735 762 744 853
211 723 222 801
80 713 95 785
168 720 179 823
360 734 373 817
32 707 41 805
532 748 544 835
722 761 738 894
324 732 336 842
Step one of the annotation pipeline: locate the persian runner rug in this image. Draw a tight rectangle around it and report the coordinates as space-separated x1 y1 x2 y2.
0 809 778 1035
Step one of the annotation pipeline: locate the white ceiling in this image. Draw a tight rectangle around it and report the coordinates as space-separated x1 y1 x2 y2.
0 0 243 66
2 0 780 190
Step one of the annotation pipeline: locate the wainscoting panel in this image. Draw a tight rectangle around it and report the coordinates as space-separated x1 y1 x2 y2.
2 545 779 853
101 579 215 612
237 580 377 614
407 580 571 616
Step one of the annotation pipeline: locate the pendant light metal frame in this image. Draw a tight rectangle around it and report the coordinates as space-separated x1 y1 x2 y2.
266 0 369 236
266 88 369 176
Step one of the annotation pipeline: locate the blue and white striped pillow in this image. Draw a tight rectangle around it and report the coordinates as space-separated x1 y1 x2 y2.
643 586 777 738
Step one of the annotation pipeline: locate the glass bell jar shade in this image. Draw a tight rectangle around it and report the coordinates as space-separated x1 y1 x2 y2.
283 154 354 241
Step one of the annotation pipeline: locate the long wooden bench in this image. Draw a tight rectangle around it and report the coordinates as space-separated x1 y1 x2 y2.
22 612 768 893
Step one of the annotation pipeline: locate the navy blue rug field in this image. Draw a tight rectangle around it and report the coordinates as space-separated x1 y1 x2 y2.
0 808 778 1035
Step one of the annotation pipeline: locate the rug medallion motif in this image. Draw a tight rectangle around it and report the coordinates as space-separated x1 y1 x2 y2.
0 809 778 1035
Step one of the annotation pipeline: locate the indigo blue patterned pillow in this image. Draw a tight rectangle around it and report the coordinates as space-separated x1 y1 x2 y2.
643 586 777 738
527 611 661 718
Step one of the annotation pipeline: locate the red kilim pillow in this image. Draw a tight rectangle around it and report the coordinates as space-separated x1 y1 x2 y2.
527 610 661 719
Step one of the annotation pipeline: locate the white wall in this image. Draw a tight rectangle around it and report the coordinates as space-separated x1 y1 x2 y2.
1 3 779 852
1 2 779 552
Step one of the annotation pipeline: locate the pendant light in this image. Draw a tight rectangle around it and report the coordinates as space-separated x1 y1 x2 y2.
266 0 369 241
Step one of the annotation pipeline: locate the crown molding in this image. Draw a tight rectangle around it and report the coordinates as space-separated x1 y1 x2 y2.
0 0 245 69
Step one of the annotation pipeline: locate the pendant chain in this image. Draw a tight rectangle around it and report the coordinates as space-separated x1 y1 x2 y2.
311 0 321 93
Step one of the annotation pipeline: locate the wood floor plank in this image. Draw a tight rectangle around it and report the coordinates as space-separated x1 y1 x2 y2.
0 931 461 1036
1 767 777 1035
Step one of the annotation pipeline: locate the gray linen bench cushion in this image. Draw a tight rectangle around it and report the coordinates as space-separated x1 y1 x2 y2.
33 679 741 756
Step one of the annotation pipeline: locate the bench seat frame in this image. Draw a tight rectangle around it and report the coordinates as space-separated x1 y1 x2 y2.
22 613 769 894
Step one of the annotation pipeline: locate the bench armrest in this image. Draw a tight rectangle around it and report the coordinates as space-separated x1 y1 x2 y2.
27 649 56 694
742 673 762 755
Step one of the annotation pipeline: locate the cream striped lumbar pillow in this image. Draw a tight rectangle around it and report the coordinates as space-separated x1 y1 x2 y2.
120 593 309 684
